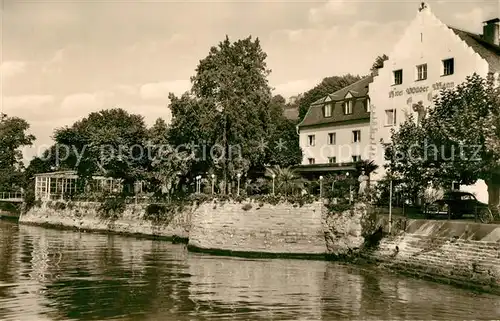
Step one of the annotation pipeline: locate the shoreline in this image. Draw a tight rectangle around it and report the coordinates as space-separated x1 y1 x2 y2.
14 219 500 296
18 200 500 296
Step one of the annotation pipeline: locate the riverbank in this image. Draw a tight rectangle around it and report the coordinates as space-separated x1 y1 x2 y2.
19 199 500 294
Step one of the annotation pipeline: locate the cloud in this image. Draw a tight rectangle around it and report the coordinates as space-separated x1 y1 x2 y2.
4 95 54 110
309 0 358 25
1 61 26 78
273 79 321 98
113 84 138 96
139 80 191 100
60 91 114 116
42 45 82 73
454 8 484 32
124 104 172 125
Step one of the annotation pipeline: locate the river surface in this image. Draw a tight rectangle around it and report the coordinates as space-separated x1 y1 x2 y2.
0 220 499 321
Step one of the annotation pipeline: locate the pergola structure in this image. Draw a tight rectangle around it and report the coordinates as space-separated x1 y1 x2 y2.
34 171 123 201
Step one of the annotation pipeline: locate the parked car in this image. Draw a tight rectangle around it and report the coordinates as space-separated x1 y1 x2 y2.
424 191 493 223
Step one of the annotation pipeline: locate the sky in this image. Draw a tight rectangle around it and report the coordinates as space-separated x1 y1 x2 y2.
0 0 499 160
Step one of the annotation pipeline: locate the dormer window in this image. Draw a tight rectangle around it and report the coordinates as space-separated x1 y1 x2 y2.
324 103 332 117
364 99 370 112
343 100 353 115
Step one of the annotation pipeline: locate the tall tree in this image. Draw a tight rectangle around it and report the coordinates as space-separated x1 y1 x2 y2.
0 114 35 191
170 35 274 192
385 73 500 216
297 74 362 120
53 108 149 190
265 95 302 167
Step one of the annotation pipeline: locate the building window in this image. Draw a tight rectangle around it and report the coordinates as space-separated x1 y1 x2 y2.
442 58 454 76
364 99 370 112
352 155 361 162
307 135 315 146
308 158 315 165
352 130 361 143
328 132 336 145
385 109 397 126
328 157 336 164
416 63 427 80
324 104 332 117
343 100 353 115
393 69 403 85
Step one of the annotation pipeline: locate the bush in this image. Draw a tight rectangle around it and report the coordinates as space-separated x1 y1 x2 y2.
54 201 67 210
98 196 126 220
242 203 252 211
144 203 175 224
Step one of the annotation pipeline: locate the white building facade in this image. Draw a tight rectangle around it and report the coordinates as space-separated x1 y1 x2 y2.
369 3 500 203
297 76 373 175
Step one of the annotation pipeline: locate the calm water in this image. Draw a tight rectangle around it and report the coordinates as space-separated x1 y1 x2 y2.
0 221 499 321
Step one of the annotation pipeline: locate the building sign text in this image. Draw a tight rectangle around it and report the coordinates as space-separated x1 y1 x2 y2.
389 81 454 98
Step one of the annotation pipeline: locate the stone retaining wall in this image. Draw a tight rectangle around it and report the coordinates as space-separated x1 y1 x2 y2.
20 201 191 240
188 200 328 256
367 219 500 292
19 200 500 292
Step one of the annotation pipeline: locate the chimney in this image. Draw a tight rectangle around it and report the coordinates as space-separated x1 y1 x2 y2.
483 18 500 46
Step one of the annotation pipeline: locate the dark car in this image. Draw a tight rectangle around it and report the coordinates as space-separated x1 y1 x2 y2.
424 191 493 223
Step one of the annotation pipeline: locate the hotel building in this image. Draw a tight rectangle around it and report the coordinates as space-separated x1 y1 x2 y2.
369 3 500 203
296 76 373 177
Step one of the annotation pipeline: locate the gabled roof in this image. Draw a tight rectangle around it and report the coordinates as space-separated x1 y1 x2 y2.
310 76 373 106
449 26 500 73
298 76 373 128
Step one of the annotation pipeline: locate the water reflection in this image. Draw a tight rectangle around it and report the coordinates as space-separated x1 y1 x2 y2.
0 220 498 321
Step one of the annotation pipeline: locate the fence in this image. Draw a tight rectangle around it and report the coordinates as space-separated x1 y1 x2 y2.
0 192 24 201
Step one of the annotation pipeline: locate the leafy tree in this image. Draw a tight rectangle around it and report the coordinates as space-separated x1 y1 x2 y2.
265 166 305 196
370 54 389 72
0 114 35 191
145 118 193 196
425 73 500 215
383 114 433 203
265 95 302 167
384 74 500 216
169 35 275 192
297 74 362 120
53 108 149 191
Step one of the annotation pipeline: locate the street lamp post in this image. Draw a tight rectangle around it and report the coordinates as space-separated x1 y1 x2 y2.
211 174 215 194
237 173 241 196
346 172 352 204
319 176 324 199
196 175 202 193
272 174 276 196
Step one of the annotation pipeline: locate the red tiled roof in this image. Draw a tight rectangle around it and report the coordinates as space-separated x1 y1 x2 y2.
449 26 500 73
298 76 373 128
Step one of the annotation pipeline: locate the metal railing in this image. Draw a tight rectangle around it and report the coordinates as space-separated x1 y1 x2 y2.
0 192 24 201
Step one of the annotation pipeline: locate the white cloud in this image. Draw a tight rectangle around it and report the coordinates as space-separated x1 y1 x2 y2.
1 61 26 78
42 45 82 73
454 8 484 32
139 80 190 100
3 95 54 110
309 0 358 25
273 79 320 98
124 104 172 126
60 91 113 116
113 84 138 96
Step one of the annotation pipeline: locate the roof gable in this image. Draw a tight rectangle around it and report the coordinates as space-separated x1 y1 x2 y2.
449 27 500 73
298 76 373 128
